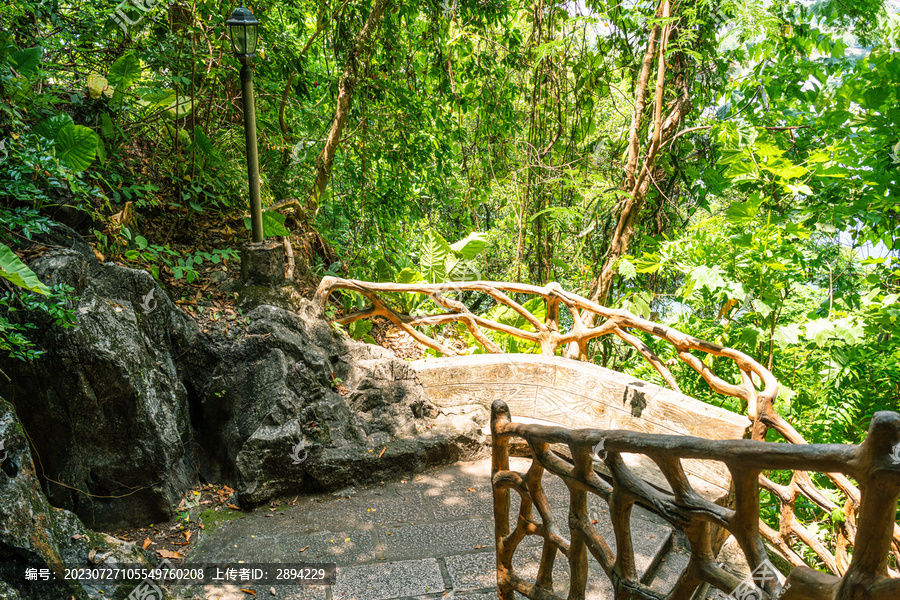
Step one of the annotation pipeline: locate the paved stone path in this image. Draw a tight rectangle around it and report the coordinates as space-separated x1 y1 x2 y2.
181 457 703 600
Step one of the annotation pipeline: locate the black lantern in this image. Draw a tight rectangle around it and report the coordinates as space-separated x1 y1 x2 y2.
226 2 259 65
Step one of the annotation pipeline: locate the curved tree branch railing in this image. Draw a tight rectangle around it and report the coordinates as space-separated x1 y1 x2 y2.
315 277 900 575
490 400 900 600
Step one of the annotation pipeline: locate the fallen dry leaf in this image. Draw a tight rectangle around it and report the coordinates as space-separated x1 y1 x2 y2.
142 538 152 550
467 487 476 493
378 448 386 459
110 201 134 227
184 530 191 542
227 503 241 510
240 589 256 596
157 549 183 559
299 545 310 552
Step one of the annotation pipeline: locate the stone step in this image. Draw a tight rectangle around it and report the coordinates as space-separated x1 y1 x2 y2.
182 458 680 600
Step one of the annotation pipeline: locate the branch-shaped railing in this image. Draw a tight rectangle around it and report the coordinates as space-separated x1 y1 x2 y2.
315 277 900 574
314 277 778 415
491 400 900 600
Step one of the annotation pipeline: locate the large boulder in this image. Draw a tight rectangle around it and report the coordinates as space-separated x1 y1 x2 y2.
0 225 487 527
0 398 162 600
199 303 486 505
0 244 199 529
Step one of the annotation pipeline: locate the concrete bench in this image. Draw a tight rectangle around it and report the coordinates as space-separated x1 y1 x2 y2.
412 353 750 504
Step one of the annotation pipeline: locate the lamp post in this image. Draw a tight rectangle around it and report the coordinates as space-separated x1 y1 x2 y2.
227 2 263 243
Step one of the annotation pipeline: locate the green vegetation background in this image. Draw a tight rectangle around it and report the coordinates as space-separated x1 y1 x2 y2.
1 0 898 572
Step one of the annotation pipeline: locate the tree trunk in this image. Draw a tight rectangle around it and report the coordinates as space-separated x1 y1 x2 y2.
589 0 693 307
308 0 389 214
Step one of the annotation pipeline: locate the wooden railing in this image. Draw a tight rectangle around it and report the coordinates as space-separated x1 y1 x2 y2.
491 400 900 600
314 277 779 417
315 277 900 575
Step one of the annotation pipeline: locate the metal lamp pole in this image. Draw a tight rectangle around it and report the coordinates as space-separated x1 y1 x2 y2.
227 2 263 243
240 63 263 243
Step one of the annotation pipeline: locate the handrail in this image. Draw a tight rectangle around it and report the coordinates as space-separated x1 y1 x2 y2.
315 277 900 574
490 400 900 600
314 277 778 420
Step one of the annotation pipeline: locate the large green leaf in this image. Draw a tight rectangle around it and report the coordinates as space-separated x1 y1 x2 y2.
447 259 481 282
242 211 290 237
373 257 395 282
449 231 487 260
725 196 763 224
739 325 764 349
108 53 141 105
769 323 793 352
763 157 807 180
192 126 215 157
87 73 109 98
804 319 834 347
420 230 451 283
136 88 177 107
34 114 74 141
691 265 727 293
395 268 424 284
0 243 50 295
108 53 142 88
10 47 42 77
55 124 99 172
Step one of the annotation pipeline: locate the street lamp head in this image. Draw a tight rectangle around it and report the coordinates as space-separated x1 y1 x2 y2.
226 2 259 65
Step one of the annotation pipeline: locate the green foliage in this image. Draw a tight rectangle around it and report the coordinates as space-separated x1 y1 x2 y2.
0 243 50 295
348 319 377 344
0 0 897 569
0 207 54 242
0 212 76 363
243 211 290 238
419 230 486 284
122 234 239 282
54 124 100 172
0 283 76 361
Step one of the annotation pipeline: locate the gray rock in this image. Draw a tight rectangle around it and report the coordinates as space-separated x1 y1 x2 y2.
0 240 487 527
200 303 487 505
0 398 163 600
0 256 199 529
208 269 228 283
30 220 97 266
27 248 92 294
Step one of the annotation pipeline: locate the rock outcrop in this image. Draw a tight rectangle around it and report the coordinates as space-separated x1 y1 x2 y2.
0 240 199 530
203 303 485 504
0 233 202 530
0 223 486 531
0 398 161 600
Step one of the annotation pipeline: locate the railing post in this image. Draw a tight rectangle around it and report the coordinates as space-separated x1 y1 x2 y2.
492 400 515 600
835 412 900 599
568 445 593 600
